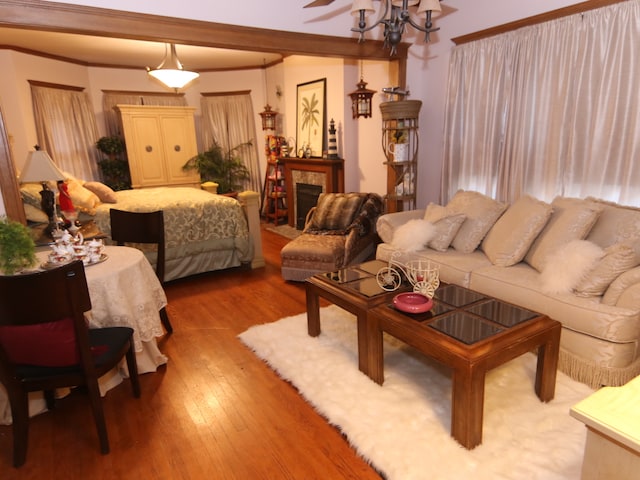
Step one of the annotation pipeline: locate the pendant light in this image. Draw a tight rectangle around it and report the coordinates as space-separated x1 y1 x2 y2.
147 43 199 90
348 61 376 119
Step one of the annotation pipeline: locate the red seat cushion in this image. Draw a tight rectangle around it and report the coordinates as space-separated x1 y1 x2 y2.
0 318 80 367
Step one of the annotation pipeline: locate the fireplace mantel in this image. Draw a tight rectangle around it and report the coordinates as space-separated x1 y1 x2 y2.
280 157 345 227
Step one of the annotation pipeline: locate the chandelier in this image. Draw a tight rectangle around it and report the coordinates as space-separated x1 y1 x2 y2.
351 0 443 56
147 44 199 90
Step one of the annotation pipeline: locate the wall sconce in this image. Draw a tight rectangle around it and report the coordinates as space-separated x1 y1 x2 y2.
259 104 278 131
348 62 376 119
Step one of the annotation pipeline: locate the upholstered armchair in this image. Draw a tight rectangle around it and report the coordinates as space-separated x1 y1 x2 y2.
280 192 384 281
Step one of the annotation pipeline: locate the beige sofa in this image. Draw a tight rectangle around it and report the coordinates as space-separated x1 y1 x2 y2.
376 190 640 388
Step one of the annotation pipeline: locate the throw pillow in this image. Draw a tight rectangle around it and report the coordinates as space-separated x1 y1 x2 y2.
66 177 101 215
539 240 603 294
423 203 466 251
585 197 640 248
525 197 603 272
305 193 365 233
482 195 553 266
574 242 640 297
446 190 509 254
602 268 640 306
83 181 117 203
391 219 436 252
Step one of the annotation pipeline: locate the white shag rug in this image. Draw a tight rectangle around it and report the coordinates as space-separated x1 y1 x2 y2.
239 305 595 480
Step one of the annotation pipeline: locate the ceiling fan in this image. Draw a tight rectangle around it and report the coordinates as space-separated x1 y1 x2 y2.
304 0 341 7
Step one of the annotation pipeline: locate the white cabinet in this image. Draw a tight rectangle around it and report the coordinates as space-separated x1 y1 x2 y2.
117 105 200 189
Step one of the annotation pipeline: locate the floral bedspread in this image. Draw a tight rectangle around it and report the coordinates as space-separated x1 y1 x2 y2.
92 187 252 262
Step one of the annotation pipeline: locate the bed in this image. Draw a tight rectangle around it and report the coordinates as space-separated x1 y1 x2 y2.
20 180 263 282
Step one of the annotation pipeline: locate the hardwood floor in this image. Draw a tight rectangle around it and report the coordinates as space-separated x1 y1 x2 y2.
0 225 382 479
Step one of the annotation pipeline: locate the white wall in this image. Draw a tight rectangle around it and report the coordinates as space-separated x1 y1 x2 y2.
3 0 588 213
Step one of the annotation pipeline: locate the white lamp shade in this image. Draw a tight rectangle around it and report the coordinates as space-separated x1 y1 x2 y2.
148 44 199 89
351 0 375 16
392 0 420 7
19 150 65 183
148 69 200 89
418 0 442 17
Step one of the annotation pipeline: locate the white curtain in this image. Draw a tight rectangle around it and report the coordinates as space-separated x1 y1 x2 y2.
442 0 640 205
102 92 187 137
31 84 101 180
201 93 261 193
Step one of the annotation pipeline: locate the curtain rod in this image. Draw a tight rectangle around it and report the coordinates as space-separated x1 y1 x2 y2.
452 0 629 45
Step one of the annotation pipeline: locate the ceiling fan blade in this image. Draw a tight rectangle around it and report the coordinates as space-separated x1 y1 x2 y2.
304 0 335 8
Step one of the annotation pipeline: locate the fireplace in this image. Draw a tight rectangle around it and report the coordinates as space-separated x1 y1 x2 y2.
280 157 345 228
296 183 323 229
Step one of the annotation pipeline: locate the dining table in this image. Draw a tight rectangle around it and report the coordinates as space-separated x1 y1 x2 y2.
0 245 169 425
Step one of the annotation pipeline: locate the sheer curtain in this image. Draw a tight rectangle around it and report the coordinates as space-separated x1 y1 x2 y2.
30 83 101 180
102 91 187 137
442 0 640 205
201 92 261 193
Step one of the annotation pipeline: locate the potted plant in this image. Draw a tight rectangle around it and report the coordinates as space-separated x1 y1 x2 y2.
96 135 131 191
182 140 252 195
0 217 36 275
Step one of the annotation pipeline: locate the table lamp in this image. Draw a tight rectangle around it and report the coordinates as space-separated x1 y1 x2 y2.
19 146 66 236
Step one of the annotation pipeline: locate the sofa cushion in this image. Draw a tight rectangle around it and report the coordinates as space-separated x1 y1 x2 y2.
469 263 640 345
576 242 640 297
391 219 436 252
525 197 603 272
482 195 553 266
446 190 508 254
423 203 466 252
376 242 491 288
305 193 365 233
539 240 603 294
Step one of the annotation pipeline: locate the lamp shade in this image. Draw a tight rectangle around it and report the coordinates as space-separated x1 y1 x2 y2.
418 0 442 17
147 44 199 90
351 0 375 16
20 149 65 183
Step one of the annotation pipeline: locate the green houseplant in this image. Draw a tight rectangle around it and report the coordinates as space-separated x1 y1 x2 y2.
182 141 252 195
96 135 131 191
0 217 36 275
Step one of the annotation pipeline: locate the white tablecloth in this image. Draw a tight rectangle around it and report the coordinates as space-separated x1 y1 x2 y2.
0 246 169 424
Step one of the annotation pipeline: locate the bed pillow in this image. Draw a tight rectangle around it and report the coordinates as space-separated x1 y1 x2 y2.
446 190 509 254
66 177 101 215
23 203 48 223
525 197 603 272
305 193 365 233
20 182 45 209
574 242 640 297
423 203 466 252
391 219 436 252
482 195 553 266
83 181 117 203
539 240 603 294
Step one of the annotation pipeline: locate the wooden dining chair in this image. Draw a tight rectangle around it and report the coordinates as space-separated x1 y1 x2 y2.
0 260 140 468
109 208 173 333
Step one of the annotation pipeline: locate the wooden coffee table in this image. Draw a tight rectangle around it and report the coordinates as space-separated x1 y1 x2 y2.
366 284 561 449
306 260 410 374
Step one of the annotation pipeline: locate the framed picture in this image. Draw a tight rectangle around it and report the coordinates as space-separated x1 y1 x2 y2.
296 78 326 157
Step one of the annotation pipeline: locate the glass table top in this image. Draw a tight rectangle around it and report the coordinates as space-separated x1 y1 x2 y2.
384 284 541 345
